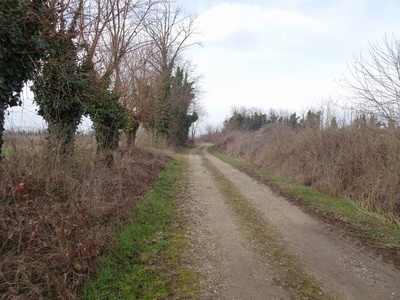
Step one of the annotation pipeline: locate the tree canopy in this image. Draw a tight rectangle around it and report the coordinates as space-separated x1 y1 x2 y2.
1 0 203 156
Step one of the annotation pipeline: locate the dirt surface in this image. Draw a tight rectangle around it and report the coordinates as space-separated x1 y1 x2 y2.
183 145 400 299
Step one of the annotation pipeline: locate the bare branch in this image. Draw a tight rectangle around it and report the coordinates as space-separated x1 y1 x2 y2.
341 35 400 124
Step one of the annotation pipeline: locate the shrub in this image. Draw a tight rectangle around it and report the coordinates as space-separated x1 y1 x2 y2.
215 122 400 218
0 134 169 299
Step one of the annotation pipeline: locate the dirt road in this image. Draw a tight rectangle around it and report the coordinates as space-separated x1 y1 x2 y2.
183 145 400 299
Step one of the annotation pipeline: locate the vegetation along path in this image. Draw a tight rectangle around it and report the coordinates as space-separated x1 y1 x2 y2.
182 144 400 299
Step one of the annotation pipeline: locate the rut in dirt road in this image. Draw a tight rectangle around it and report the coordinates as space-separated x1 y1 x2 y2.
184 145 400 300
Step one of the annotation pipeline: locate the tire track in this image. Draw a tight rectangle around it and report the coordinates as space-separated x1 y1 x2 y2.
184 146 290 299
200 144 400 300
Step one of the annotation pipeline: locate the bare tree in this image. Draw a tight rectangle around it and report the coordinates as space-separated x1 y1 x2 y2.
144 1 200 73
143 1 201 141
72 0 202 147
202 122 216 142
341 36 400 125
73 0 160 151
77 0 157 75
120 47 158 145
190 100 208 140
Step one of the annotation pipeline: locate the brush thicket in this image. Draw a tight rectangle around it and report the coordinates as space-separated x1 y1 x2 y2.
1 132 169 299
215 121 400 219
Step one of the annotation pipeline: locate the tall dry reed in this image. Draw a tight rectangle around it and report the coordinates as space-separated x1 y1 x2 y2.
215 122 400 217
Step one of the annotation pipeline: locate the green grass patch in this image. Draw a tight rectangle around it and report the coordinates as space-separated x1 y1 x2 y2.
1 146 12 157
209 146 400 264
1 145 43 157
200 151 335 300
83 157 198 300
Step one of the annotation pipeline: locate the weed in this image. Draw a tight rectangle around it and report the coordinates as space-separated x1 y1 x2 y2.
200 150 335 300
214 123 400 218
0 133 169 299
83 157 198 299
209 146 400 267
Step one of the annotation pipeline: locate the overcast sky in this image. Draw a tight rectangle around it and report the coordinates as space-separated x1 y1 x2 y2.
6 0 400 131
180 0 400 126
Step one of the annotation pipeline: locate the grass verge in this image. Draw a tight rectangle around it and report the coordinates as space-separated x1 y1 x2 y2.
83 157 198 300
200 149 335 300
209 146 400 267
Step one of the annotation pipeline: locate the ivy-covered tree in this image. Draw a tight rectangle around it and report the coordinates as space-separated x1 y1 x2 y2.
154 70 173 139
169 67 198 146
0 0 46 156
74 0 153 153
124 113 140 147
70 59 128 154
88 82 127 152
144 2 200 143
32 4 85 155
90 93 127 152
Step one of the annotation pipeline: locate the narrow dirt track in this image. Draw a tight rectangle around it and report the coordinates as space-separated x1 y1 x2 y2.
184 145 400 300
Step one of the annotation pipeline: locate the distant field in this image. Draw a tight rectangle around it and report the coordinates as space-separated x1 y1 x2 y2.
1 131 96 157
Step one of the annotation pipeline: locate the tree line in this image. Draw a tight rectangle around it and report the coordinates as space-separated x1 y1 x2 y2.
224 105 395 133
224 35 400 133
223 107 325 131
0 0 201 158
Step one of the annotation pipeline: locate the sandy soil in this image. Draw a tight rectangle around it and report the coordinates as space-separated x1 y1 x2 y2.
183 145 400 299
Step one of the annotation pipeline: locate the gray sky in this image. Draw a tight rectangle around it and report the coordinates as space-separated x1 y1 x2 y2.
181 0 400 125
6 0 400 131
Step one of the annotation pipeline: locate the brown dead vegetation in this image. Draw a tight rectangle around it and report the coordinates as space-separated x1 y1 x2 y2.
215 121 400 220
0 133 169 299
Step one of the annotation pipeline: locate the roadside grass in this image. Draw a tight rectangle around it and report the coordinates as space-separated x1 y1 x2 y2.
200 149 336 300
83 157 198 300
209 146 400 266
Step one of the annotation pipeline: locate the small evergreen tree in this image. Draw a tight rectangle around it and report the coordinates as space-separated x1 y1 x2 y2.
289 112 300 128
299 110 322 129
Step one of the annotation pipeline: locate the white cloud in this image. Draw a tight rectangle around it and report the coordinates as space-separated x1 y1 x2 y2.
197 3 325 42
185 0 400 126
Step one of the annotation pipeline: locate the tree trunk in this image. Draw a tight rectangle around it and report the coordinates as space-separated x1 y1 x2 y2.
46 122 76 156
0 105 4 162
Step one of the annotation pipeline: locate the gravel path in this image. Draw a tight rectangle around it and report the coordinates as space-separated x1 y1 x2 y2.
183 145 400 299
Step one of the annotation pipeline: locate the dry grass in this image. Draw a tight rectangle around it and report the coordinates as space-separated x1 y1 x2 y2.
134 128 169 150
215 122 400 220
0 132 169 299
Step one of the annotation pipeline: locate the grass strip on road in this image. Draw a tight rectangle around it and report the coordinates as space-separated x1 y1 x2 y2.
83 157 197 300
209 146 400 267
200 148 335 300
